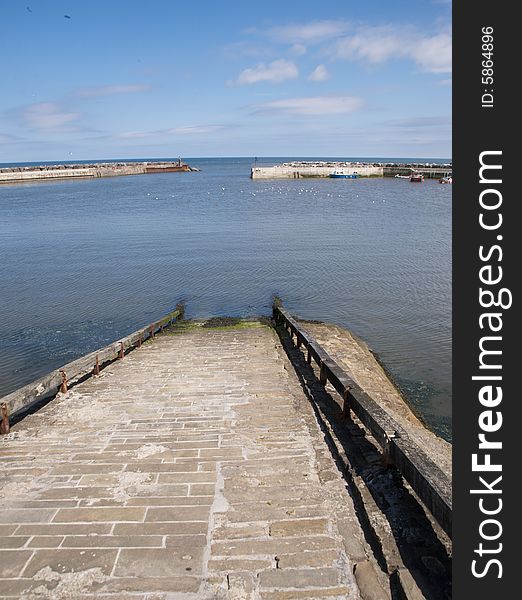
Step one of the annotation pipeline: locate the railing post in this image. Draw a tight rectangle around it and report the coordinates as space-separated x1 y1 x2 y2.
59 370 68 394
319 362 327 385
0 402 10 435
342 388 352 419
306 346 312 365
93 355 100 376
119 342 124 359
382 431 397 468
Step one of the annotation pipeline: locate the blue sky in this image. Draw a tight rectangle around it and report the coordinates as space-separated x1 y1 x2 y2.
0 0 451 161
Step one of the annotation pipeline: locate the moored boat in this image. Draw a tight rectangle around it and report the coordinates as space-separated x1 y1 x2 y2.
329 170 358 179
410 171 424 182
439 175 452 184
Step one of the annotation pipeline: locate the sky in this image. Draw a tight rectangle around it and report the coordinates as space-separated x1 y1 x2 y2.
0 1 452 162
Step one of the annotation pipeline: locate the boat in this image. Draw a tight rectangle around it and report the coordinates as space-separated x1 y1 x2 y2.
329 170 358 179
410 171 424 182
394 174 410 179
439 174 452 184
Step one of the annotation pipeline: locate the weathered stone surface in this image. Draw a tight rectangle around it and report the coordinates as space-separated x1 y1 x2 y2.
0 550 33 578
353 560 391 600
212 536 339 557
114 547 203 577
208 558 273 572
269 518 328 537
275 549 340 568
113 521 207 536
259 567 341 589
260 587 354 599
22 548 118 577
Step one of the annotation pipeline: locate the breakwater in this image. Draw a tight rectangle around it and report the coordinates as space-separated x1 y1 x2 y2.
383 163 452 179
251 160 452 179
0 161 198 184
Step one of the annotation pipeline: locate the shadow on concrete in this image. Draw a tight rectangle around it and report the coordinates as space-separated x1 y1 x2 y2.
276 323 451 600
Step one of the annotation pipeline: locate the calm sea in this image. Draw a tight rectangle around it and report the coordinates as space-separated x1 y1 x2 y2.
0 157 452 440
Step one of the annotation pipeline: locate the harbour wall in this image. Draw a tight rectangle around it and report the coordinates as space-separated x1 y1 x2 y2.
383 165 451 179
251 162 452 180
251 164 383 179
0 161 193 184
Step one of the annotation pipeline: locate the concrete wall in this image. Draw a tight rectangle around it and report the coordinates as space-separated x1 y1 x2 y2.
0 167 101 182
383 166 451 179
0 162 185 184
251 164 383 179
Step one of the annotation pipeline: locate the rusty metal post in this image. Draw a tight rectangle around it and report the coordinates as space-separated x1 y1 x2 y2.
381 432 397 468
342 388 352 419
0 402 9 435
150 326 155 340
119 342 124 359
319 362 327 386
59 370 68 393
137 335 142 348
93 355 100 376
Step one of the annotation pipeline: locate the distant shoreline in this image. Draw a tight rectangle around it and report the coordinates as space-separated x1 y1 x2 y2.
0 161 199 184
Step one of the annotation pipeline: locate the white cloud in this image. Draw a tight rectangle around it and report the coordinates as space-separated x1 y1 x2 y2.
290 43 307 56
413 34 452 73
119 125 224 139
76 84 150 97
269 20 350 44
118 131 153 139
253 95 364 116
235 59 298 85
330 26 451 73
308 64 330 81
165 125 225 135
19 102 81 132
385 116 451 128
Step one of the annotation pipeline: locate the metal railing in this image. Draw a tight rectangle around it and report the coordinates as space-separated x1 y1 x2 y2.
1 305 184 427
273 304 452 538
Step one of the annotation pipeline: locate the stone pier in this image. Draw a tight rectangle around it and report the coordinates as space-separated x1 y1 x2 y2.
0 322 375 599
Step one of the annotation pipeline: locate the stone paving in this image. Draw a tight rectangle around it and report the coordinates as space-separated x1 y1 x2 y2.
1 323 373 599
